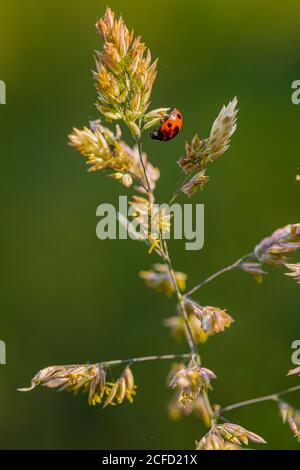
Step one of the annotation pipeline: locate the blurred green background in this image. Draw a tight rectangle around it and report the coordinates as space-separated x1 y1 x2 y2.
0 0 299 450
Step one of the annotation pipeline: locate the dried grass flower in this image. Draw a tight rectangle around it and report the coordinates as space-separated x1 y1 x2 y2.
140 264 187 295
287 365 300 376
69 122 159 191
164 311 209 344
188 302 234 336
143 107 170 131
285 263 300 285
169 362 216 405
179 98 238 173
168 392 212 427
165 301 233 344
254 223 300 266
239 261 267 283
181 170 210 198
196 429 241 450
218 422 266 445
94 7 158 137
103 367 136 407
18 364 136 407
196 423 266 450
278 400 300 441
177 98 238 198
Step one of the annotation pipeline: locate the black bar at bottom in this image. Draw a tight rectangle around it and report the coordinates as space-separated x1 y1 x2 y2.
0 449 296 466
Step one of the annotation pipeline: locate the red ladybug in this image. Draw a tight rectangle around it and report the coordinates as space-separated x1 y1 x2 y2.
150 108 183 141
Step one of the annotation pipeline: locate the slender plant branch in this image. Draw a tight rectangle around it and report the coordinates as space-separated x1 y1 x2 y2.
221 384 300 413
183 297 202 308
186 253 254 297
39 353 192 371
162 239 199 359
98 352 192 368
169 172 191 204
137 137 151 192
161 238 221 428
127 169 149 193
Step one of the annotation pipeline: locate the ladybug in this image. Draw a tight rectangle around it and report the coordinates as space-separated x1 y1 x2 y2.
150 108 183 141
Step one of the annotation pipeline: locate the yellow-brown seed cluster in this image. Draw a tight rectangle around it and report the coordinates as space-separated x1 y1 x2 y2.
239 261 267 283
278 400 300 442
254 223 300 266
165 312 210 344
103 367 136 407
285 263 300 285
169 362 216 405
181 171 210 198
178 98 238 197
165 301 234 344
18 364 136 407
197 423 266 450
94 7 158 137
69 122 159 190
140 264 187 296
191 303 234 336
168 392 212 427
288 365 300 377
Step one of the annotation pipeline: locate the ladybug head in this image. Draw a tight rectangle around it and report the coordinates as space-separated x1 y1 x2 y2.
150 129 164 141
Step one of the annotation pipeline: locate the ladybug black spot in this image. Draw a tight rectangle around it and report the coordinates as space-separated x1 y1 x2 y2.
167 122 172 128
177 114 182 119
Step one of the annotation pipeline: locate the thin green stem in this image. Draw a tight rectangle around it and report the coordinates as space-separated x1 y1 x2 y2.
36 353 193 372
168 194 178 205
169 172 191 204
203 389 216 426
162 239 198 359
137 138 151 192
161 241 222 427
186 253 254 297
128 170 149 193
163 246 217 425
221 384 300 413
98 352 192 368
